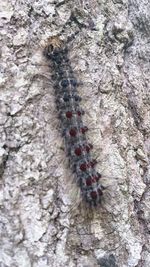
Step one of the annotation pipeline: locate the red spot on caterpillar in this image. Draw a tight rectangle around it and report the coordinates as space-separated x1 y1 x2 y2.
90 191 97 199
66 111 73 118
80 163 87 171
77 110 84 116
74 147 82 156
86 177 92 186
79 160 97 172
69 128 77 137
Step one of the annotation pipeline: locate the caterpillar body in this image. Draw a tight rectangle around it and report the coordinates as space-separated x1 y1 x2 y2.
44 37 103 206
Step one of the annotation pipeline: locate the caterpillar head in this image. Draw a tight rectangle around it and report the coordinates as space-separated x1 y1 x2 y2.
44 36 65 59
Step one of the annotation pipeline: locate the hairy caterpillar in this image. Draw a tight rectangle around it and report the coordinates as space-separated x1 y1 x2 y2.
44 36 103 206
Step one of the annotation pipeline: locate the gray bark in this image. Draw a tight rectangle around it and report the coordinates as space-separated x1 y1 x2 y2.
0 0 150 267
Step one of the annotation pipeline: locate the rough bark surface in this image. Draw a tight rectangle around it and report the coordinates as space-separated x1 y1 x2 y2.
0 1 150 267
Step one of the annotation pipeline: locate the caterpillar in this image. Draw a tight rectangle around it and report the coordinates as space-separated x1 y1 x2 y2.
44 36 103 206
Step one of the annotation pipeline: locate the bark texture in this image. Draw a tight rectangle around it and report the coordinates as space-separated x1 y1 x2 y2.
0 1 150 267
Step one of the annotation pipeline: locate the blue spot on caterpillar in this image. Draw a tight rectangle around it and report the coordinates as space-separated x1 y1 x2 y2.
44 36 103 206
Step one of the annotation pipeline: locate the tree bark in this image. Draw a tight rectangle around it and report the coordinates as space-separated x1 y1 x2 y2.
0 1 150 267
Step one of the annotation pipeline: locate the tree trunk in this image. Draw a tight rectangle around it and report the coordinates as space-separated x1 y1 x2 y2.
0 1 149 267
